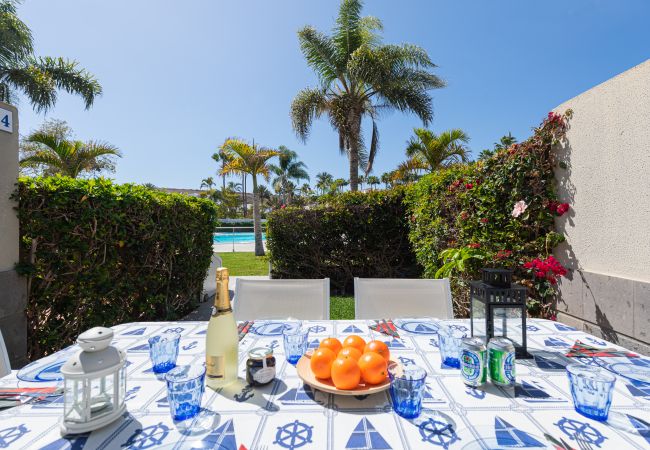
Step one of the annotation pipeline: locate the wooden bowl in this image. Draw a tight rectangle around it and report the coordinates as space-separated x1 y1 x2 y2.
296 351 401 396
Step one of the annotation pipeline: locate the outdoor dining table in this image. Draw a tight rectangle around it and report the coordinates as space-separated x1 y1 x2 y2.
0 318 649 449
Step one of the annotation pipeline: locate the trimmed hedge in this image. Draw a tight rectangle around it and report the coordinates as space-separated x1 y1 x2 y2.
267 189 420 294
15 176 218 359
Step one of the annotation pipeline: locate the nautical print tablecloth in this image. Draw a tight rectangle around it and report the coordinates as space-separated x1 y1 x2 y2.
0 319 649 449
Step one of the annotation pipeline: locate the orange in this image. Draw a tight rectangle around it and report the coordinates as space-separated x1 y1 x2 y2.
358 351 388 385
338 347 362 361
310 348 336 379
364 340 390 362
330 357 361 390
343 335 366 353
319 337 343 355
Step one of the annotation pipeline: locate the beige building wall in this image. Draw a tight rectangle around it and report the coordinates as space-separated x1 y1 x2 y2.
553 60 650 354
0 101 27 367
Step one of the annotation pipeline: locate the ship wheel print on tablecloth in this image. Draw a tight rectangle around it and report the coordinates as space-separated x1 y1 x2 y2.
121 422 171 448
554 417 607 448
417 415 459 448
0 424 29 448
308 325 326 334
273 420 313 449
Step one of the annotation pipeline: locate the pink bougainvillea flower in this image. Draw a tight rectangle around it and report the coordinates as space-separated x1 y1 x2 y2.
511 200 528 218
465 183 474 189
480 218 489 223
467 243 481 249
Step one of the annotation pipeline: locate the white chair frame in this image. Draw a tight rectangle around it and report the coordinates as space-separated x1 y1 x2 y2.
354 277 453 320
233 278 330 321
0 329 11 378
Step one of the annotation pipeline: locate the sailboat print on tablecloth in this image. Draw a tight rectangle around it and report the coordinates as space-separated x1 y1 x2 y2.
625 380 650 399
38 434 89 450
342 325 365 334
278 384 320 405
627 415 650 446
494 417 545 448
515 380 565 403
345 417 392 449
121 327 146 336
189 419 237 450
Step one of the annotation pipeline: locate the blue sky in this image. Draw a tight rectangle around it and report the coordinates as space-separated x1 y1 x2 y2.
17 0 650 189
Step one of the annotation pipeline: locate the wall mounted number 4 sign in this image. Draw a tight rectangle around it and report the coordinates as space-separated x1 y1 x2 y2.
0 107 12 133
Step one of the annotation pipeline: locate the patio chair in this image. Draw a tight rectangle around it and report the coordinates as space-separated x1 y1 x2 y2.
202 253 223 302
354 277 453 320
0 329 10 378
233 278 330 321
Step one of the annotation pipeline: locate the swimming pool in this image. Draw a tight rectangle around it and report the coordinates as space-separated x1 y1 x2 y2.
213 232 266 244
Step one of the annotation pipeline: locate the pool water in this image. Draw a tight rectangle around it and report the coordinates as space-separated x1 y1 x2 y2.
214 232 266 243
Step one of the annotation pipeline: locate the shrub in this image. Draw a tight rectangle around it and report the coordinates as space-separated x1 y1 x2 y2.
405 111 571 316
267 189 420 293
14 176 218 359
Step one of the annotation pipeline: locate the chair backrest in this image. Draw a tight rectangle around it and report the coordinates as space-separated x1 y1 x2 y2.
202 253 223 300
354 278 453 320
234 278 330 321
0 329 10 378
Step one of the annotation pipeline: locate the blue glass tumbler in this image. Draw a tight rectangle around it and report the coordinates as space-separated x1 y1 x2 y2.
566 364 616 421
438 324 467 369
388 364 427 419
148 332 180 373
165 365 206 421
282 327 310 365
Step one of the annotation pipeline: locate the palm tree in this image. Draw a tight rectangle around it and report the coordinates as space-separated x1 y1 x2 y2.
366 175 380 190
479 133 517 160
398 128 470 177
219 138 278 256
291 0 444 192
331 178 348 193
269 146 310 204
211 149 229 190
19 130 121 178
0 0 101 111
315 172 334 195
200 177 215 190
380 172 393 189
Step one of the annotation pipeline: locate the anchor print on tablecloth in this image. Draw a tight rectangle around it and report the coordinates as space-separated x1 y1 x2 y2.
182 341 198 351
517 324 540 332
278 385 321 405
417 415 459 448
465 386 486 400
515 380 565 403
543 337 570 348
266 340 280 351
39 433 89 450
121 422 170 449
273 420 313 450
121 327 146 336
234 384 255 402
447 324 468 333
428 337 439 349
189 419 237 450
0 424 29 448
493 417 545 448
627 415 650 446
342 325 365 334
554 323 577 332
345 417 391 449
398 356 415 366
554 417 607 448
308 325 326 334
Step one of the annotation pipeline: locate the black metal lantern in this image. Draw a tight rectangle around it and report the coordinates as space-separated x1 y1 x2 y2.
470 268 530 358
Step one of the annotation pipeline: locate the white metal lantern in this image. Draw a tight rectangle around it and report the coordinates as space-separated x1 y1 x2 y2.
60 327 127 435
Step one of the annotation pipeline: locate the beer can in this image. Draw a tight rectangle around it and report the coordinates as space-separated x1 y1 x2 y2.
487 337 516 386
460 337 487 387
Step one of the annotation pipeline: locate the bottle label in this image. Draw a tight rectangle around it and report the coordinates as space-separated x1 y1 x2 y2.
206 355 226 379
253 367 276 385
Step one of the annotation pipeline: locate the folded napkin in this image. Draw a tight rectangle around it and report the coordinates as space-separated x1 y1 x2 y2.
237 320 254 342
565 340 638 358
371 319 400 339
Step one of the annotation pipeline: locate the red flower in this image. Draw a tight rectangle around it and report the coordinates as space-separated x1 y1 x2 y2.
467 243 481 249
460 211 469 221
535 271 545 278
465 183 473 189
496 250 512 259
280 204 286 209
523 261 533 269
480 218 489 223
556 203 570 216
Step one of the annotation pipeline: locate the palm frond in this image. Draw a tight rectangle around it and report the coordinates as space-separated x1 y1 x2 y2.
0 0 33 62
290 87 328 141
297 26 341 86
365 119 379 174
333 0 364 61
31 57 102 110
1 64 56 110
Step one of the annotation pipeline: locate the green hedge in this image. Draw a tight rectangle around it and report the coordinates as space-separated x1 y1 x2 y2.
15 176 218 359
267 189 420 294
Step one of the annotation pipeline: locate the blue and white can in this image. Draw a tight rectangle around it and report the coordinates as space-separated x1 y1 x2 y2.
460 337 487 387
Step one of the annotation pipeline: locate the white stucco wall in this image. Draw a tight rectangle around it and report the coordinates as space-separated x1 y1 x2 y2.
553 60 650 283
0 102 19 272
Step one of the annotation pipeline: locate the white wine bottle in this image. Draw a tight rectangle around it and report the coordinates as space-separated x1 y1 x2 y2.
206 267 239 389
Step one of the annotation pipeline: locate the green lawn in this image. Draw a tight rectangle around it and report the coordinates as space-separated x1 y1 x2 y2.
217 252 354 320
